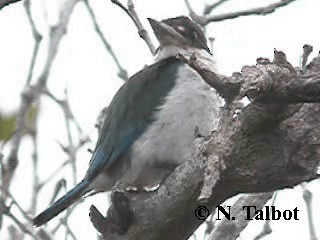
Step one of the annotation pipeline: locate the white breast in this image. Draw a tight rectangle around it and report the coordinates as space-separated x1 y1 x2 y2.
130 62 221 173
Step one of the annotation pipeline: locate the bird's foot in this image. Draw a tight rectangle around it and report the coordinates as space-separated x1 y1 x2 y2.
142 184 160 192
123 184 160 193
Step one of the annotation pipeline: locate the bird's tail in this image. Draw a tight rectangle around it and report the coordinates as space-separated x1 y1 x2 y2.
33 179 90 227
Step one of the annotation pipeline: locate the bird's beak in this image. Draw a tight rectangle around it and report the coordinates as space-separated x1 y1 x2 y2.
203 45 212 55
148 18 188 47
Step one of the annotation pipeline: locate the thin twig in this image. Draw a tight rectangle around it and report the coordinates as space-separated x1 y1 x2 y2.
253 192 277 240
38 159 70 189
8 225 23 240
2 0 80 198
61 219 77 240
51 199 84 234
301 183 318 240
29 100 40 215
0 200 38 240
23 0 43 86
50 179 67 204
62 89 77 185
186 0 299 26
111 0 156 54
6 211 39 240
6 191 32 221
41 89 89 238
43 90 84 135
203 0 230 15
43 89 90 185
83 0 128 80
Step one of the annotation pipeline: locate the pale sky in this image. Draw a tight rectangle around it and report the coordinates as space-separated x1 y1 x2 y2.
0 0 320 239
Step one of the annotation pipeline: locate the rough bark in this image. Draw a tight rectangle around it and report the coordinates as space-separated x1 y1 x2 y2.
89 50 320 240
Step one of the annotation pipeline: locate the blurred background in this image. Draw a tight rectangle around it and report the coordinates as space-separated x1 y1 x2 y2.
0 0 319 239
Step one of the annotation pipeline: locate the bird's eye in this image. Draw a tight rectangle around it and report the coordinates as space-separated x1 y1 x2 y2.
177 25 185 32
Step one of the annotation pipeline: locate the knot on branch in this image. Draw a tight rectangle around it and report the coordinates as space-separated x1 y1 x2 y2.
241 50 298 102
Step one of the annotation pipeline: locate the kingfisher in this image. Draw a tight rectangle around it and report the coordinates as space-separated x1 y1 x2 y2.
33 16 221 227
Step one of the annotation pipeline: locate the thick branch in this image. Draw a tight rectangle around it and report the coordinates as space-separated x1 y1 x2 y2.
179 53 241 102
96 48 320 240
241 50 320 104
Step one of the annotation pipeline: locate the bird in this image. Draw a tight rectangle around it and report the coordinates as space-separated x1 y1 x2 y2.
33 16 221 227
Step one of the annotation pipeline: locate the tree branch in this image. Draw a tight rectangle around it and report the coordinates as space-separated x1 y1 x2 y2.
208 192 273 240
203 0 230 15
253 192 278 240
301 183 318 240
111 0 156 55
23 0 43 86
83 0 128 80
1 0 80 198
95 47 320 240
186 0 299 26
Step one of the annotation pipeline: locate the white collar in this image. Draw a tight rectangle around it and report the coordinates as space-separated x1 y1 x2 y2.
153 46 217 71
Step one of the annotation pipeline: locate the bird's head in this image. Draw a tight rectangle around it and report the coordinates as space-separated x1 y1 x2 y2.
148 16 211 55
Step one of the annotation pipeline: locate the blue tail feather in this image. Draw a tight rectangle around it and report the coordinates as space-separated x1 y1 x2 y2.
33 179 90 227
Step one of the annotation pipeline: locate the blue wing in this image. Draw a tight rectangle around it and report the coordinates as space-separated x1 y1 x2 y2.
85 57 185 181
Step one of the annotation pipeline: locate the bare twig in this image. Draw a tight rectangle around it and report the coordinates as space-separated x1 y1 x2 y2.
6 191 32 221
8 225 23 240
50 179 67 204
253 192 278 240
30 133 39 214
203 0 230 15
29 101 40 215
62 90 77 185
60 218 77 240
23 0 43 86
111 0 156 54
184 0 196 19
186 0 299 26
38 159 70 189
2 0 80 198
83 0 128 80
301 183 318 240
43 89 84 135
36 229 53 240
0 200 38 240
43 89 89 186
208 193 273 240
6 212 39 240
22 0 42 217
29 89 88 237
51 199 84 234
